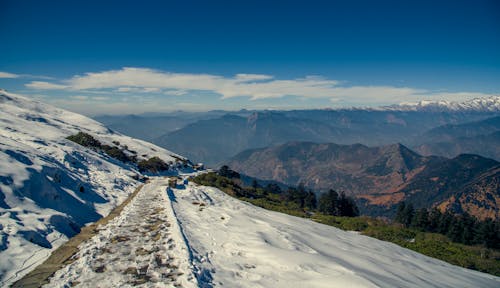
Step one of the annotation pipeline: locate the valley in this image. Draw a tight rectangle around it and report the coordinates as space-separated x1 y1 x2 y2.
226 142 500 219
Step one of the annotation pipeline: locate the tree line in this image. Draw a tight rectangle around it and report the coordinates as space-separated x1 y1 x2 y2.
218 165 359 217
395 202 500 249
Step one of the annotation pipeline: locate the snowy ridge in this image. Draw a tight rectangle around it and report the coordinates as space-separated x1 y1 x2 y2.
0 90 186 286
382 95 500 112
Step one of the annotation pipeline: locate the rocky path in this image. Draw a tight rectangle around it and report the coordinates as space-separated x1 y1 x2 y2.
44 178 197 288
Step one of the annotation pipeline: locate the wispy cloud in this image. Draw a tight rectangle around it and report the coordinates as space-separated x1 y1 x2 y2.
70 95 89 100
22 67 405 100
70 95 110 101
116 86 161 93
26 81 68 90
0 71 54 79
234 73 274 82
0 71 20 78
24 67 497 105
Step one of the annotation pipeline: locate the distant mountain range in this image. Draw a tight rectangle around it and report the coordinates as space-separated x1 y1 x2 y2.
382 95 500 112
226 142 499 220
93 96 500 166
414 116 500 160
415 131 500 161
417 116 500 143
152 110 496 166
154 112 350 165
94 111 232 142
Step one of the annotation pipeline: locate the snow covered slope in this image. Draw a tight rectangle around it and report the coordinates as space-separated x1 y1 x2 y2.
169 181 499 288
0 90 187 286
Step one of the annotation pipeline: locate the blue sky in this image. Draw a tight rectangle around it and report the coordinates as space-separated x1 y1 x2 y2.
0 0 499 115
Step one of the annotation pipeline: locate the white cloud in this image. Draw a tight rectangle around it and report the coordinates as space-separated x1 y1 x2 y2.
0 71 19 78
116 87 133 92
23 67 497 105
164 89 188 96
92 96 110 101
0 71 55 79
234 73 274 82
70 95 89 100
24 67 349 99
25 81 68 90
68 95 108 101
116 87 160 93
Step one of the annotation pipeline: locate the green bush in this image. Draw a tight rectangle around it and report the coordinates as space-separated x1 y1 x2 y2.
363 225 417 244
66 132 101 148
312 215 373 231
102 145 133 163
138 156 169 173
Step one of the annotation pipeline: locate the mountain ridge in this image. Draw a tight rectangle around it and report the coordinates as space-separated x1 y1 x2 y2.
226 141 499 220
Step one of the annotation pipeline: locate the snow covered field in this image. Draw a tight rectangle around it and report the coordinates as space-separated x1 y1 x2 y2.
170 181 500 288
0 90 185 286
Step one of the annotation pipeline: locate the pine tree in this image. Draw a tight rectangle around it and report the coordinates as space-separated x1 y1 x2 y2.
395 202 414 227
218 165 230 177
318 189 339 215
411 208 429 230
461 212 476 245
338 192 359 217
438 211 454 234
427 208 442 233
251 179 259 190
304 190 317 210
265 183 281 194
395 202 407 224
447 216 464 243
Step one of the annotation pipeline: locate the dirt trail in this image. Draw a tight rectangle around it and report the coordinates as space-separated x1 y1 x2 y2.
40 178 196 287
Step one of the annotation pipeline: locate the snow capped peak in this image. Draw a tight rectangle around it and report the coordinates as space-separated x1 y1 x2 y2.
384 95 500 112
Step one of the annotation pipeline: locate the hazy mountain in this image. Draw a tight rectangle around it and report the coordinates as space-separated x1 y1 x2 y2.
94 114 204 141
153 109 496 166
415 131 500 161
94 110 257 142
226 142 499 219
416 115 500 143
411 116 500 160
155 112 349 166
